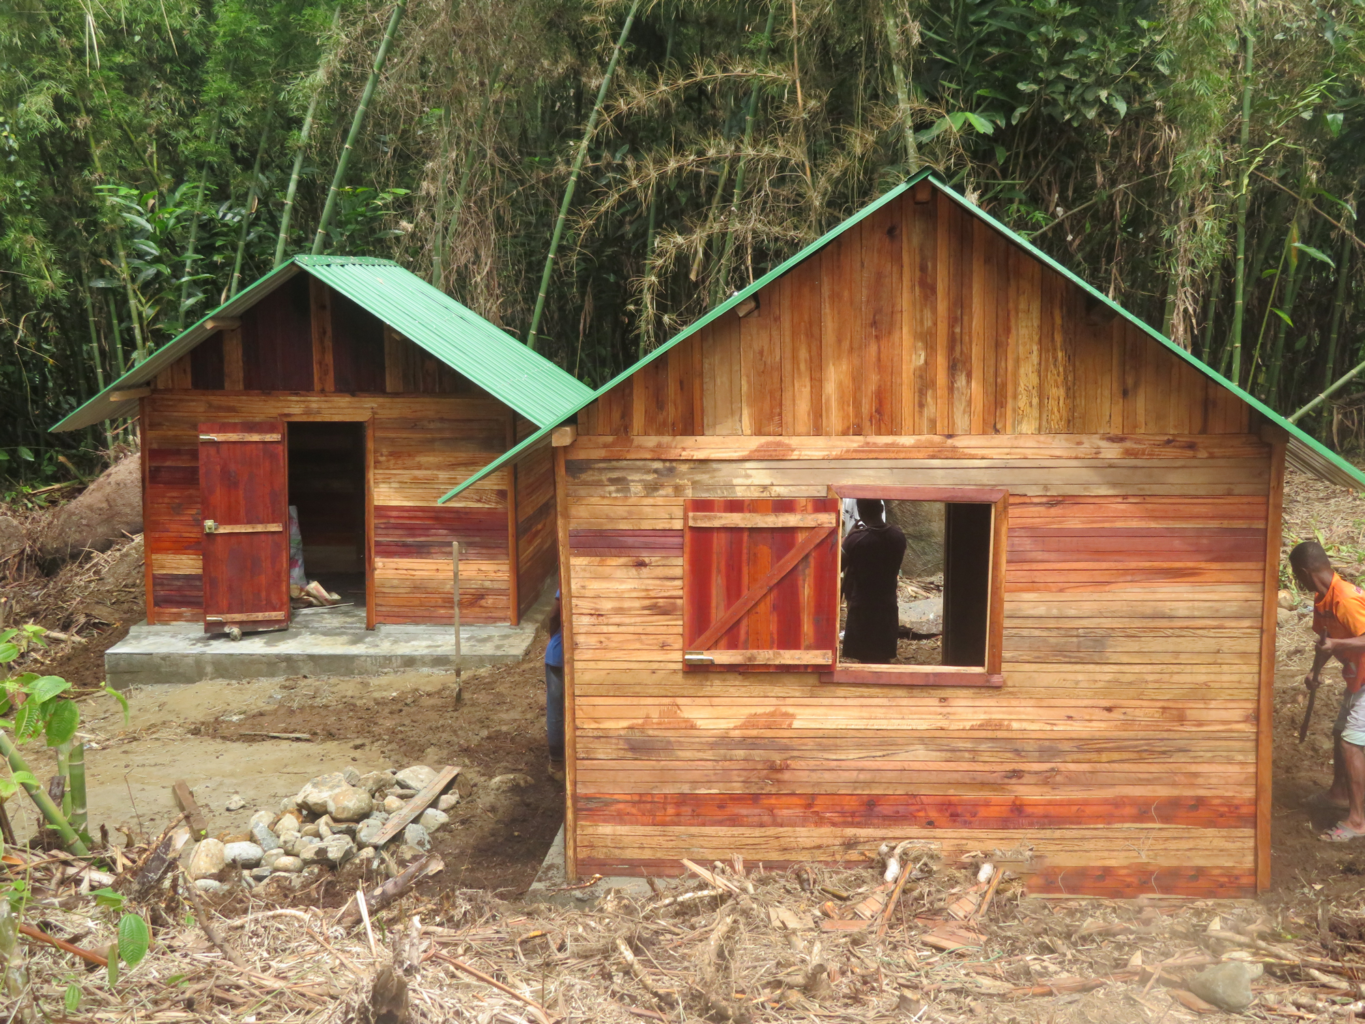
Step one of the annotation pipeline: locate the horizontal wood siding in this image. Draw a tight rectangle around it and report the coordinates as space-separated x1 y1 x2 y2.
141 394 514 625
578 186 1246 438
563 439 1270 896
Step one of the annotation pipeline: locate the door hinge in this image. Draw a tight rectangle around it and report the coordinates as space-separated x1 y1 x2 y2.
204 519 217 534
683 652 715 665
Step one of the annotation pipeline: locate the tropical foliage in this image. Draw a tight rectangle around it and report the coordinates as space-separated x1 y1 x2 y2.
5 0 1365 480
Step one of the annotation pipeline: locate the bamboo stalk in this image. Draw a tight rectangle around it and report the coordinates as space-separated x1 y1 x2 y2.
56 743 71 818
1263 216 1308 404
275 7 339 267
311 0 409 256
1321 211 1355 398
275 92 322 267
229 120 272 299
525 0 642 351
81 273 106 395
0 732 89 855
178 154 213 329
1200 263 1221 363
107 293 127 376
1290 355 1365 423
882 0 919 172
68 743 87 833
1227 5 1256 385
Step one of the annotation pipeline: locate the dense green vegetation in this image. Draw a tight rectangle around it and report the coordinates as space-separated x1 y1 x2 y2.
4 0 1365 483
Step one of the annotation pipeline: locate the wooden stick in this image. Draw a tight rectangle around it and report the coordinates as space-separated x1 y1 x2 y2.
970 866 1005 923
452 541 462 699
173 780 209 839
18 923 107 967
356 885 378 957
369 767 460 848
236 732 313 741
334 854 444 928
876 860 914 940
183 870 250 971
433 949 554 1024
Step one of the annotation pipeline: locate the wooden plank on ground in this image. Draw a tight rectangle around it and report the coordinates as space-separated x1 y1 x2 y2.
371 765 461 847
173 780 209 839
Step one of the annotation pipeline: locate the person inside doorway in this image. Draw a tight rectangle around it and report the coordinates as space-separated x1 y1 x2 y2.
545 589 565 783
841 499 907 664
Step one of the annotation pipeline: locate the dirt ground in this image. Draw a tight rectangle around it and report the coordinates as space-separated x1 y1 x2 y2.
12 640 563 898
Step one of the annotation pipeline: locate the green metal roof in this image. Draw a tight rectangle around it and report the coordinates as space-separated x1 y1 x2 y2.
51 256 594 433
440 169 1365 502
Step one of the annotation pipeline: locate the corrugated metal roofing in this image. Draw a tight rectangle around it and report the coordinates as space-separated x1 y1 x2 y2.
439 169 1365 502
51 256 594 433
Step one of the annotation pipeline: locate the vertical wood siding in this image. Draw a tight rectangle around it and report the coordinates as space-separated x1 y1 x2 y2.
579 186 1248 438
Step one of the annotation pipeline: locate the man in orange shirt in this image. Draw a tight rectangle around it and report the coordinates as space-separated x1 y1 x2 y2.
1291 541 1365 840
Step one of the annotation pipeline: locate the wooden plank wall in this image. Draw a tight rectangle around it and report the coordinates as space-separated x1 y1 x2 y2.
514 424 558 617
142 276 525 625
563 440 1270 895
142 395 514 625
578 185 1248 438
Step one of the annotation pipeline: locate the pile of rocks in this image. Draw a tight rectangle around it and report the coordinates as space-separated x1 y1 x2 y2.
183 764 468 893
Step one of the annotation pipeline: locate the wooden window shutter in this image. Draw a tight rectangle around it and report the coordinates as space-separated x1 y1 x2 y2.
683 498 839 671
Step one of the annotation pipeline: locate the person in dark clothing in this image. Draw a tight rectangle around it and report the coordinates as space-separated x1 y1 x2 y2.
841 499 907 663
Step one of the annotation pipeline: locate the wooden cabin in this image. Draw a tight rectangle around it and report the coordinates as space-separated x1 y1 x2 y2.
451 171 1365 897
53 257 592 634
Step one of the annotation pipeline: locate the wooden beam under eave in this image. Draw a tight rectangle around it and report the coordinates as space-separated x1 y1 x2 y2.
110 387 152 403
205 317 241 333
551 424 578 447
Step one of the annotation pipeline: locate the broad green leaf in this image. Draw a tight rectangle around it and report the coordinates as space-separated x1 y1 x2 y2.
0 643 17 664
11 771 38 788
964 112 995 134
44 700 79 746
1292 242 1336 269
0 629 15 644
92 887 124 911
26 676 71 705
118 914 150 966
13 702 41 742
64 984 81 1013
1270 307 1294 327
1108 94 1127 117
16 447 32 461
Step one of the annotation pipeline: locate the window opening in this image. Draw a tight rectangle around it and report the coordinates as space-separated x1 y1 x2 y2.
840 498 990 669
287 422 367 612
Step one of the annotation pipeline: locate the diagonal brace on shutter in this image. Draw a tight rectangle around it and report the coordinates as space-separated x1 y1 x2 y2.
687 523 835 653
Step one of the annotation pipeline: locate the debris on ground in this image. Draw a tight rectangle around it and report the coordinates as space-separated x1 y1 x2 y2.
9 834 1365 1023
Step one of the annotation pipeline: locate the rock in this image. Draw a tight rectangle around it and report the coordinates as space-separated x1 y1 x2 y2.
488 773 534 791
419 808 449 834
330 821 357 838
223 842 264 868
300 843 332 865
194 878 228 894
324 835 356 866
383 795 406 814
898 596 943 636
249 809 275 830
357 847 378 867
277 813 301 834
1187 962 1262 1012
302 823 320 838
296 772 350 815
279 831 302 855
279 796 298 813
395 844 426 864
250 866 273 882
1278 588 1297 610
356 817 388 848
885 499 944 577
1278 606 1295 627
326 786 373 822
261 848 284 867
186 839 226 881
0 517 24 563
358 771 393 795
343 766 362 786
225 793 246 812
394 765 439 791
272 856 304 874
316 815 333 839
34 455 143 565
437 793 459 812
404 823 430 851
251 823 280 852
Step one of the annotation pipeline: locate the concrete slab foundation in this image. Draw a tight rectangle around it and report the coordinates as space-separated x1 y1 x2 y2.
524 824 652 907
106 581 556 688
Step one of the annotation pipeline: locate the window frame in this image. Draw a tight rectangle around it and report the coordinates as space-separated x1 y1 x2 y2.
821 485 1007 688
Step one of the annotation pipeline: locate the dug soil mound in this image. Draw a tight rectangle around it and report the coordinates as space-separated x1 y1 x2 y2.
33 452 142 564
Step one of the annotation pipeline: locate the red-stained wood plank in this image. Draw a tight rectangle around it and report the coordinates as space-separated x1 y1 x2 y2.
1024 867 1256 899
576 793 1256 830
569 529 684 556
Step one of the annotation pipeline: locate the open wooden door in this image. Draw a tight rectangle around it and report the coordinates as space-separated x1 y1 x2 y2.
198 420 289 635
